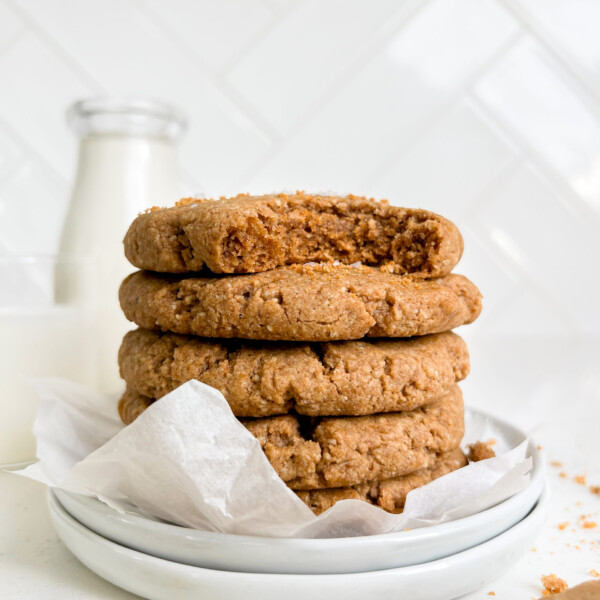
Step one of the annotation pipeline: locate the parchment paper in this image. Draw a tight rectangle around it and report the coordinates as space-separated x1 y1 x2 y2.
16 378 531 538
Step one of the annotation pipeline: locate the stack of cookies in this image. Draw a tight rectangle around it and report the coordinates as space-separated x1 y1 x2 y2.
117 193 482 515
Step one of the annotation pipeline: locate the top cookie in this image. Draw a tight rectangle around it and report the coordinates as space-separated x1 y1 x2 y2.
123 193 463 276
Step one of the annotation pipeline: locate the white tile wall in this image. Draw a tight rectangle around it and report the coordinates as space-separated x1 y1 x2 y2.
0 126 23 182
248 0 519 193
0 0 598 334
140 0 274 73
0 159 68 253
510 0 600 99
0 1 23 53
474 162 600 332
227 0 408 132
474 38 600 214
371 99 518 221
0 33 91 181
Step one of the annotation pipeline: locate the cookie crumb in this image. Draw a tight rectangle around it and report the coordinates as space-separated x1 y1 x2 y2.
541 574 568 596
559 472 568 479
550 461 563 468
590 486 600 495
582 521 597 529
537 444 543 450
487 592 495 596
574 474 587 485
590 570 600 577
558 522 570 530
175 196 212 207
467 440 496 462
140 205 161 215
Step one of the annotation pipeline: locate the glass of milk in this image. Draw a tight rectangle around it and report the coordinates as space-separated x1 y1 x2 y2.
59 98 187 393
0 254 98 469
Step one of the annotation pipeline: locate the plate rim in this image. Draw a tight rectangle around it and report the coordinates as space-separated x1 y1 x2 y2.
48 483 550 580
53 406 544 546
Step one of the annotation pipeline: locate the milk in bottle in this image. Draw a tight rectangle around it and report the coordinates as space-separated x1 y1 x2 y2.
60 98 186 393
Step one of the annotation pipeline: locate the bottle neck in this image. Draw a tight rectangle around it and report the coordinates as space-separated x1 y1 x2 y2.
61 133 182 257
74 133 181 212
68 98 187 141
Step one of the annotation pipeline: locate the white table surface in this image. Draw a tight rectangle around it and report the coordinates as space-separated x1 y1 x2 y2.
1 336 600 599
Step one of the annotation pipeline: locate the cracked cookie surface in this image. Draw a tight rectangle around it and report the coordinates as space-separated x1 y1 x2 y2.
119 264 482 342
118 385 464 489
297 447 467 514
124 192 463 276
119 328 469 416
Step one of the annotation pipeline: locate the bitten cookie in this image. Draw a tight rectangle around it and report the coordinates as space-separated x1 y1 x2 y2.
296 448 467 514
119 264 482 342
124 193 463 276
119 329 469 416
118 385 464 489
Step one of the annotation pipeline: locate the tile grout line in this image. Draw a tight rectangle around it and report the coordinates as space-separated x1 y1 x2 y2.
231 0 433 188
467 91 600 228
498 0 600 115
4 0 105 95
361 28 524 190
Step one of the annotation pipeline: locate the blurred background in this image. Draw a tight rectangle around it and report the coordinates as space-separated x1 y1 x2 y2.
1 0 599 339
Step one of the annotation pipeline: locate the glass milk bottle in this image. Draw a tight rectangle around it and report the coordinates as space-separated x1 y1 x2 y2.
60 98 187 393
0 255 98 468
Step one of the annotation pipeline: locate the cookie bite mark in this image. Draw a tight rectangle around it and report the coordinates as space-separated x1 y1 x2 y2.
124 193 463 276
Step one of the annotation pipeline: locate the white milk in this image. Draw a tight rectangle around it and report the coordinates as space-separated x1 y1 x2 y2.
0 306 97 467
0 255 99 467
60 99 186 393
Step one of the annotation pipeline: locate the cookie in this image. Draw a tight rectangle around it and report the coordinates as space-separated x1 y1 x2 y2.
119 329 469 416
119 264 482 342
123 192 463 276
118 387 153 426
297 448 467 514
118 385 464 489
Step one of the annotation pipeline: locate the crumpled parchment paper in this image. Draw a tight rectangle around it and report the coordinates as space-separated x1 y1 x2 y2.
16 378 532 538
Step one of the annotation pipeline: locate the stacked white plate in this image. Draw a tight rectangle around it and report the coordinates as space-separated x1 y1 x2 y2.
49 409 547 600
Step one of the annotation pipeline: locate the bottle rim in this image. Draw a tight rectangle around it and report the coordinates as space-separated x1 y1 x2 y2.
67 97 188 140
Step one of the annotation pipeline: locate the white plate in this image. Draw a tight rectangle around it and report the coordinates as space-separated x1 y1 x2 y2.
53 408 544 575
48 485 548 600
